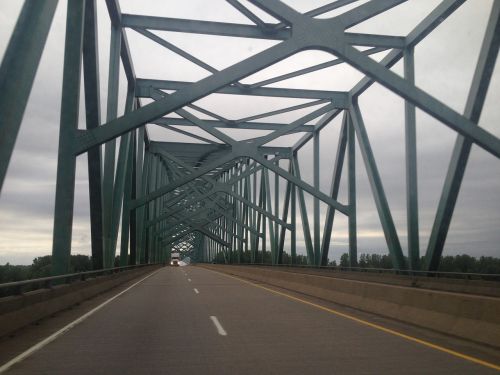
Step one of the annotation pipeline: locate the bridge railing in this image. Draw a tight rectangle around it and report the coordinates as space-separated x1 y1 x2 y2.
211 262 500 282
0 263 159 298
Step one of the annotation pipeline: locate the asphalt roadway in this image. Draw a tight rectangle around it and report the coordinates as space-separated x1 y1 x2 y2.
1 266 499 374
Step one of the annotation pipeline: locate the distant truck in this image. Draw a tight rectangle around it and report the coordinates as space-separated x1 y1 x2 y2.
170 252 180 266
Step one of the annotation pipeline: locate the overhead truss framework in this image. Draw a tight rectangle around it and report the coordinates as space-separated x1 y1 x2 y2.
0 0 498 274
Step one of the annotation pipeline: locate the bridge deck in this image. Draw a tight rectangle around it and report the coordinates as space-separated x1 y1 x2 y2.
2 266 498 374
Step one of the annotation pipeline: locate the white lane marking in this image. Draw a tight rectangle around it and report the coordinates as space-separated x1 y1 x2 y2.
0 268 162 374
210 316 227 336
194 288 199 294
187 278 191 282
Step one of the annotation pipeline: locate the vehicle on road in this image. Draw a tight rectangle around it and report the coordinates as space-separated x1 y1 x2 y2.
170 252 180 266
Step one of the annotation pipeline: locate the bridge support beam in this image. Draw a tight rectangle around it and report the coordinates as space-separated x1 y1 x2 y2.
404 45 419 271
425 2 500 271
82 0 104 270
52 0 86 275
0 0 58 193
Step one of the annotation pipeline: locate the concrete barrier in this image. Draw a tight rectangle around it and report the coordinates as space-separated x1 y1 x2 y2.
0 266 161 338
262 266 500 297
200 264 500 348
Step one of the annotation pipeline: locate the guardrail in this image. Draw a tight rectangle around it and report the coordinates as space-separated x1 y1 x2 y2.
209 262 500 282
0 263 160 297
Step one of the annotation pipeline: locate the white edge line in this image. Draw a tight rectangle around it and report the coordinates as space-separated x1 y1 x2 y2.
0 268 162 374
210 316 227 336
194 288 199 294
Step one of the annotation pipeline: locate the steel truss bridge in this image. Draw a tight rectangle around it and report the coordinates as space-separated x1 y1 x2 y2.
0 0 499 276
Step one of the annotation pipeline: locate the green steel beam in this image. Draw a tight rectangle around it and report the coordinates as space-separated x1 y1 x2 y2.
0 0 58 193
349 102 405 269
136 78 348 102
292 156 314 264
82 0 104 270
320 113 348 266
290 177 296 264
425 1 500 271
120 131 135 266
347 113 357 267
51 0 85 275
102 18 121 268
277 165 292 264
404 46 420 270
313 130 320 265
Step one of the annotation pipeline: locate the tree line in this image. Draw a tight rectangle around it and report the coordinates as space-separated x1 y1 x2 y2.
0 255 95 284
336 253 500 273
1 252 499 285
213 250 500 274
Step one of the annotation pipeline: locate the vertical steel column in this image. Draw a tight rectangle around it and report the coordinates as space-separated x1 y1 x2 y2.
320 114 347 266
237 172 243 262
274 160 279 263
252 168 258 262
0 0 58 192
135 128 146 263
349 102 405 269
106 86 134 267
263 167 276 263
51 0 85 275
142 151 153 263
290 172 296 264
102 19 121 267
159 161 168 263
278 162 293 264
107 135 130 266
255 171 264 261
246 167 254 261
243 163 250 255
261 170 267 262
82 0 103 270
347 113 357 267
147 155 158 263
120 131 135 267
152 159 162 262
129 132 137 265
313 131 320 265
425 2 500 271
292 156 314 264
404 46 420 270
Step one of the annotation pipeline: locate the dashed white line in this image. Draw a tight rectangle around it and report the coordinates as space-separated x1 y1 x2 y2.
210 316 227 336
194 288 199 294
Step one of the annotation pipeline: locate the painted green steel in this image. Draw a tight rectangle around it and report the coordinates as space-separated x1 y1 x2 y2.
320 115 347 266
347 114 357 268
313 131 320 266
120 131 135 267
274 162 279 264
292 157 314 264
51 0 85 276
350 102 405 269
425 1 500 271
1 0 497 274
0 0 58 193
404 46 420 271
82 0 104 270
290 179 297 264
102 19 121 269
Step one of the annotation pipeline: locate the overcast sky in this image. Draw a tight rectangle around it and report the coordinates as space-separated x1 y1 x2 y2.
0 0 499 265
